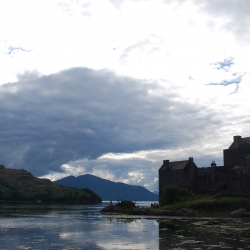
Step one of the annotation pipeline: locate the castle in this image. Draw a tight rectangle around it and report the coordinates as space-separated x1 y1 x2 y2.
159 135 250 198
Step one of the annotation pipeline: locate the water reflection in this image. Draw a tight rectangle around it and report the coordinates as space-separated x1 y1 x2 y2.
159 218 250 249
0 202 159 249
0 202 250 249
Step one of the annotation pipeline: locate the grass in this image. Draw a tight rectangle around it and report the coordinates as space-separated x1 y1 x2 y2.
159 194 250 215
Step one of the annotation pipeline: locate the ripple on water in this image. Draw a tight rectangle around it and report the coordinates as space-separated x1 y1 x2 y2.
18 245 32 249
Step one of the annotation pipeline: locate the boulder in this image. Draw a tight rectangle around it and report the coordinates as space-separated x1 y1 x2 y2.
176 208 197 216
230 208 246 216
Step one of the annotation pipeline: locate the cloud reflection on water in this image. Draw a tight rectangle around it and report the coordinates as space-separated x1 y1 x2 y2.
59 218 159 250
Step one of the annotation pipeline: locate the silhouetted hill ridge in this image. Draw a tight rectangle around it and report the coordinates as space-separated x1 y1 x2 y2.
0 166 101 203
56 174 158 201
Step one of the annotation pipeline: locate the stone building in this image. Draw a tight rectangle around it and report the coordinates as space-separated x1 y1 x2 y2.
158 158 197 197
223 135 250 167
159 135 250 198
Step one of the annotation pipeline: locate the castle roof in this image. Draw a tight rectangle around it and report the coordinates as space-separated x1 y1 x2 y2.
229 136 250 149
160 160 189 170
169 160 189 170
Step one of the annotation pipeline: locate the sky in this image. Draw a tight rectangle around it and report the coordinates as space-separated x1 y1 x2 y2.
0 0 249 192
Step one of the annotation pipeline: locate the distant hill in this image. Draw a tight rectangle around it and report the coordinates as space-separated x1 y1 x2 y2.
56 174 159 201
0 165 101 204
152 191 159 195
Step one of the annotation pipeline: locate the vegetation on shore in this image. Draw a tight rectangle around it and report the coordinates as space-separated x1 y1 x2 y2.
102 186 250 217
157 185 250 216
0 165 102 204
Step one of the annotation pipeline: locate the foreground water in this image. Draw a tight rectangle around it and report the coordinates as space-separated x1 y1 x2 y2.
0 202 250 249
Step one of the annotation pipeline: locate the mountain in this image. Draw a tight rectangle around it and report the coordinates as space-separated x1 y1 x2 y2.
152 191 159 195
0 165 101 204
56 174 159 201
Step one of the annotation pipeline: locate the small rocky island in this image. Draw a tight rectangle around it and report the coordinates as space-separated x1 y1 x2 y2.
101 200 250 218
100 200 198 216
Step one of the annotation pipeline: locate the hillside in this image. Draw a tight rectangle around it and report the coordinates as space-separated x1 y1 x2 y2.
56 174 159 201
0 165 101 204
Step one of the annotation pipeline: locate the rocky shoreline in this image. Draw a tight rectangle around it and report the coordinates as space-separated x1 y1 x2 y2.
100 205 250 218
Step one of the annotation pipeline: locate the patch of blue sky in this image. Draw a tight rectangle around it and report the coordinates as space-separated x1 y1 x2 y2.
6 46 31 55
207 75 242 94
0 40 31 55
214 57 234 71
209 76 241 86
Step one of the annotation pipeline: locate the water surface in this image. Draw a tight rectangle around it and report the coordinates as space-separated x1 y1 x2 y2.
0 202 250 249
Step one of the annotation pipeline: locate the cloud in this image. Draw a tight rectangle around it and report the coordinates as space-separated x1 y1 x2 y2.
57 0 92 17
197 0 250 43
119 36 163 65
43 145 225 191
1 1 249 191
164 0 250 44
0 67 222 176
109 0 125 10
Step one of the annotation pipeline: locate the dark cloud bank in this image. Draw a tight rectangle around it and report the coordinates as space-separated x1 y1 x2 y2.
0 67 221 176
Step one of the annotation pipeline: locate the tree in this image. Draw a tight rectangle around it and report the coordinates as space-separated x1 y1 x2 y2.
160 185 192 206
